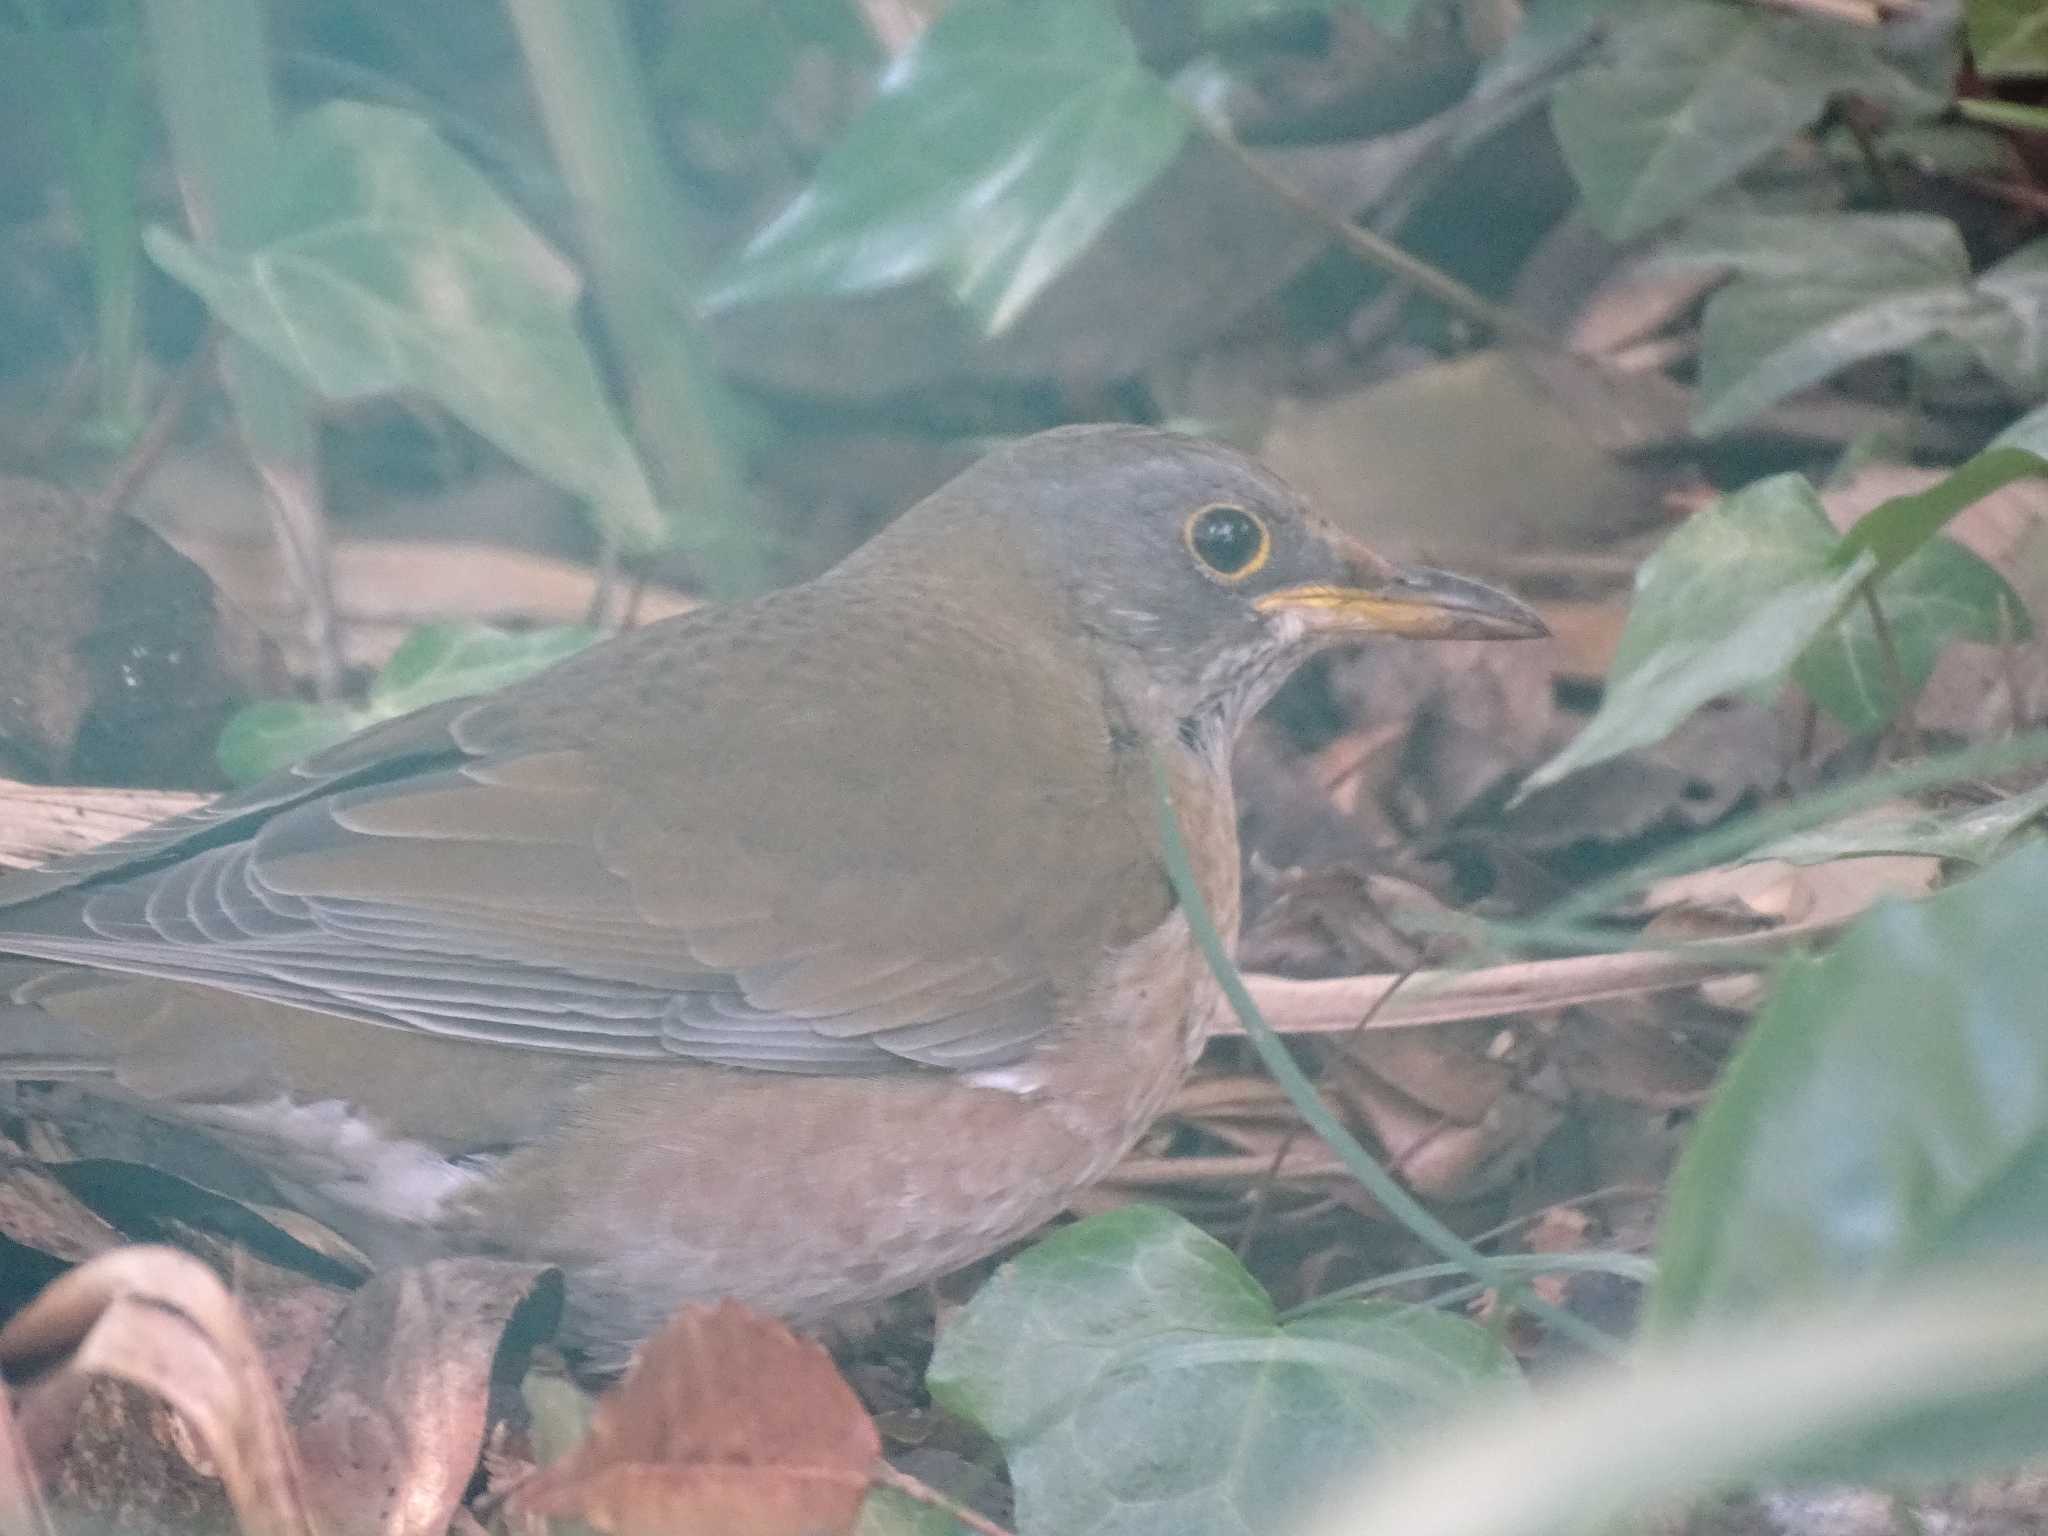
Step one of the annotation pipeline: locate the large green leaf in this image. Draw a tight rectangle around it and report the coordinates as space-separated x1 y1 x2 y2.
1835 445 2048 574
1793 536 2029 733
145 101 665 548
1661 213 1981 436
1653 841 2048 1328
1520 475 1867 794
929 1206 1520 1536
1525 452 2044 788
1306 1267 2048 1536
1666 219 2048 435
703 0 1190 335
1550 0 1945 241
1968 237 2048 394
1967 0 2048 78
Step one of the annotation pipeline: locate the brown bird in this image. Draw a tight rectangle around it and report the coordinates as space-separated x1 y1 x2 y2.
0 426 1542 1369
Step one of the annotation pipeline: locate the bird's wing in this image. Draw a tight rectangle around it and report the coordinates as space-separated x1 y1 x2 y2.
0 601 1174 1073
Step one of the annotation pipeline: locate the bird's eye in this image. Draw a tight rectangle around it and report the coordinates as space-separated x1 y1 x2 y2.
1183 504 1270 581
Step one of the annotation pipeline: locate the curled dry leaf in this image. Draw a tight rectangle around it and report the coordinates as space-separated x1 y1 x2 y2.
509 1300 880 1536
0 1245 318 1536
289 1259 561 1536
0 1381 54 1536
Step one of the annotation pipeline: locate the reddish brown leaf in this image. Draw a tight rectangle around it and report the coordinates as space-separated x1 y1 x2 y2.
510 1301 880 1536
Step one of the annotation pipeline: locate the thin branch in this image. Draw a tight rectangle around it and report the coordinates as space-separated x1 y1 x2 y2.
1860 582 1915 755
88 328 215 524
1202 125 1563 355
1233 919 1840 1038
870 1463 1016 1536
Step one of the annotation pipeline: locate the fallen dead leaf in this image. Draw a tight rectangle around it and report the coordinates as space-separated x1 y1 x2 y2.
0 1245 318 1536
508 1301 880 1536
0 1380 54 1536
291 1259 561 1536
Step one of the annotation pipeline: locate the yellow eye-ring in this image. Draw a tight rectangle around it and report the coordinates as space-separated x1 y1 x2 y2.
1183 504 1270 582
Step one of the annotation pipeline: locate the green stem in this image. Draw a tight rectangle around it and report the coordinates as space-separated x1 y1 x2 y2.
1148 747 1624 1360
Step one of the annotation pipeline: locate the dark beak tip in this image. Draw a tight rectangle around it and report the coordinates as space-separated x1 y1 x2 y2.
1405 566 1548 642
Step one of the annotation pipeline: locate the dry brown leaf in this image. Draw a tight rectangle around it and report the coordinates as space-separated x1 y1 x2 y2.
290 1259 561 1536
0 1384 55 1536
509 1301 880 1536
1555 997 1723 1109
0 1245 318 1536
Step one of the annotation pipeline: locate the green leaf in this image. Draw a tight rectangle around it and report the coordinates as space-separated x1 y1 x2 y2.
929 1206 1520 1536
1652 841 2048 1329
144 101 666 549
1199 0 1426 32
1756 780 2048 865
704 0 1190 335
367 622 595 716
1666 220 2048 434
1308 1267 2048 1536
1969 239 2048 393
1996 399 2048 457
654 0 876 138
1794 536 2030 733
1642 843 2048 1484
214 622 594 784
1550 0 1946 241
1837 445 2048 574
1959 95 2048 129
855 1487 973 1536
215 698 377 787
1967 0 2048 78
1660 213 1980 436
1520 475 1868 794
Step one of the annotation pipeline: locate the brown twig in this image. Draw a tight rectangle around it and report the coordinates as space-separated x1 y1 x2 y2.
1203 126 1563 356
1231 919 1847 1038
870 1462 1016 1536
1861 582 1914 759
88 329 216 524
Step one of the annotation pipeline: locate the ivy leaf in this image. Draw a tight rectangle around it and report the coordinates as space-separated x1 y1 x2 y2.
146 102 665 549
704 0 1190 335
1659 213 1980 436
1650 839 2048 1479
1836 445 2048 575
1653 840 2048 1323
1967 0 2048 78
1520 475 1866 795
1794 537 2030 734
929 1206 1519 1536
1551 0 1946 241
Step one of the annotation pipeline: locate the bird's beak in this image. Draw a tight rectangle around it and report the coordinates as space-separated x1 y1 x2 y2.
1254 548 1548 642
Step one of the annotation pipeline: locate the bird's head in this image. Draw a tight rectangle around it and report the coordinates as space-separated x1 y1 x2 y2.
888 424 1547 744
